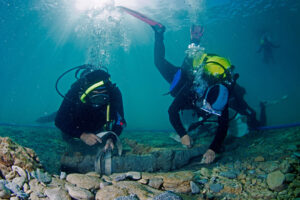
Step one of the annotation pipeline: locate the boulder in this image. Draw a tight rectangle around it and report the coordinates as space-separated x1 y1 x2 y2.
45 187 71 200
65 183 94 200
267 170 285 191
95 181 162 200
66 173 100 190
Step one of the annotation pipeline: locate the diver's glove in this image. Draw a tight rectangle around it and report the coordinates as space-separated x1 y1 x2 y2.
201 149 216 164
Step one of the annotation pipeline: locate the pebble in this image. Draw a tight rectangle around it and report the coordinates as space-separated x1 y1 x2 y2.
114 174 127 182
115 194 139 200
148 178 163 189
100 181 112 189
153 191 183 200
196 179 208 185
255 156 265 162
31 169 52 184
209 183 224 193
199 168 211 177
138 179 148 185
60 172 67 180
126 172 141 180
219 171 237 179
257 174 267 179
0 182 11 199
190 181 200 194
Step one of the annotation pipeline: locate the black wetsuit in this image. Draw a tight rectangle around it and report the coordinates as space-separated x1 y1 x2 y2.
55 73 125 141
257 37 279 64
229 83 266 129
154 31 229 153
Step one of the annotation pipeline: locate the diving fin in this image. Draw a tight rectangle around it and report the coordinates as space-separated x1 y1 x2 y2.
118 6 165 31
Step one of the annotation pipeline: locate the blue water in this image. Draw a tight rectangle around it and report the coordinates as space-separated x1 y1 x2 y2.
0 0 300 131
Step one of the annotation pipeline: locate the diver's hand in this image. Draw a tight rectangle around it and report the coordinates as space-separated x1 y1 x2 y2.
80 133 102 146
201 149 216 164
104 138 115 151
181 134 192 148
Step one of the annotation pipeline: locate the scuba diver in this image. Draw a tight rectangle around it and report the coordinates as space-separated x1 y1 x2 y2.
257 33 279 64
152 24 235 164
119 6 244 164
54 64 126 151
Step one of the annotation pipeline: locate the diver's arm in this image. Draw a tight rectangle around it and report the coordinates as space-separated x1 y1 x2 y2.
168 93 189 138
208 106 229 153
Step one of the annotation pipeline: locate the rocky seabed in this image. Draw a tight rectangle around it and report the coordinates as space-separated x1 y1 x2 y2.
1 136 300 200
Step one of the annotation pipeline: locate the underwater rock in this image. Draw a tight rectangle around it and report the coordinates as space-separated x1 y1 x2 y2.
126 172 141 180
141 171 194 193
254 156 265 162
114 174 127 182
195 178 208 185
209 183 224 193
0 137 41 177
267 170 285 191
31 168 52 184
29 179 47 195
60 171 66 180
152 191 182 200
279 160 292 173
12 176 26 188
45 187 71 200
100 181 112 189
86 171 101 178
246 186 275 199
5 181 28 199
219 171 238 179
198 167 211 177
65 183 94 200
66 173 100 190
114 194 139 200
148 178 163 189
258 161 279 173
190 181 200 194
12 165 27 179
5 170 17 181
95 181 162 200
0 181 11 199
138 178 148 185
161 171 194 193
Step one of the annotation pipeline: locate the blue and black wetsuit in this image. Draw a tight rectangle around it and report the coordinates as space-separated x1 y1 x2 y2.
55 74 125 141
154 31 229 153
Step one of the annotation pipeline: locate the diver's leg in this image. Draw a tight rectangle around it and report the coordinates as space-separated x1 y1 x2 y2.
154 31 179 84
259 102 267 126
